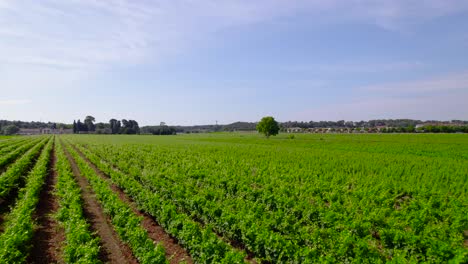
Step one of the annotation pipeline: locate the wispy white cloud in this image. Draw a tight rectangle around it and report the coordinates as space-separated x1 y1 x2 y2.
283 61 426 74
335 0 468 31
1 0 468 122
1 0 467 72
0 0 13 10
0 99 32 106
362 70 468 93
0 0 156 70
321 61 426 73
294 70 468 121
294 91 468 121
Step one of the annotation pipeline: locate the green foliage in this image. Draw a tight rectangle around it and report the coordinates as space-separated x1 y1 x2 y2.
0 138 33 161
64 142 168 264
84 115 96 132
55 142 101 263
142 125 176 135
67 140 247 263
63 133 468 263
256 116 280 138
422 125 468 133
0 137 48 200
2 125 19 135
0 137 42 171
0 137 53 263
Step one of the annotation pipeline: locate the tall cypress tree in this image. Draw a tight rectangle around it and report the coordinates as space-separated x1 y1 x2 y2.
73 120 77 134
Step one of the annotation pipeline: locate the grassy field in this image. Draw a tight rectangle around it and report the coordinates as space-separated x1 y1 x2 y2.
0 133 466 263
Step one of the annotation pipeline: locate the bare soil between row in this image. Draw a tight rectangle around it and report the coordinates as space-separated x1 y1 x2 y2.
63 143 138 264
71 143 193 264
78 143 258 264
28 147 65 264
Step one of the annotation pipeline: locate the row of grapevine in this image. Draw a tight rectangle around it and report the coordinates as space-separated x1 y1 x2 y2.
0 137 42 171
67 134 468 263
0 136 193 263
0 137 53 262
76 142 309 262
54 140 101 262
0 137 31 156
63 141 168 264
0 137 49 201
0 137 30 150
68 140 248 263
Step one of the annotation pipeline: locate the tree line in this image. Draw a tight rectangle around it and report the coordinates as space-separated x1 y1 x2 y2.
2 118 468 135
0 120 68 135
417 125 468 133
140 125 176 135
151 119 468 134
73 116 140 134
280 119 468 129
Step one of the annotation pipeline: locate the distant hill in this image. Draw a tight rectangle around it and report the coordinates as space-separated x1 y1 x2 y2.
172 124 220 133
222 122 257 131
145 122 257 134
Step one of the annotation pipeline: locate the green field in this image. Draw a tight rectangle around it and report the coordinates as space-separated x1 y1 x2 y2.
64 133 468 263
0 133 467 263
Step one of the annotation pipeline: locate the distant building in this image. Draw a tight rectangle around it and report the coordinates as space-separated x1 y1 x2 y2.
59 128 73 134
41 128 54 134
18 128 42 135
418 122 459 127
286 127 302 133
376 125 387 132
18 128 73 135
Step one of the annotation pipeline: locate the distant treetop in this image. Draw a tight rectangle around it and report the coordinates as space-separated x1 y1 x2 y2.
256 116 280 138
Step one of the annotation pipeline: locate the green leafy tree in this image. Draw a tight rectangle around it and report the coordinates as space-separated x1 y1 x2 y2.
109 119 119 134
256 116 279 138
73 120 77 134
84 116 95 132
76 119 85 132
2 125 19 135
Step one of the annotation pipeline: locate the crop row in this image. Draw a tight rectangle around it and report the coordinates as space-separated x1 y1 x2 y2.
54 140 101 263
0 137 53 263
69 136 468 263
0 137 32 157
75 142 311 262
68 140 247 263
63 141 168 264
0 137 42 171
0 137 30 150
0 137 49 201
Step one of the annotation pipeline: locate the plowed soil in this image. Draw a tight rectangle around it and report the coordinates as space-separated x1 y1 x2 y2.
71 143 193 264
28 148 65 264
63 145 138 264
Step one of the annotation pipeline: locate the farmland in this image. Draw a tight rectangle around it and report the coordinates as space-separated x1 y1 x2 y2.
0 133 466 263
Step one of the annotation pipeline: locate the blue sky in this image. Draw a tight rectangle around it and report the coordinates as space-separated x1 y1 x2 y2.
1 0 468 125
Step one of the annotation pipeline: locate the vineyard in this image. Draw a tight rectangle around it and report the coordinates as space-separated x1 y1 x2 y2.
0 133 466 263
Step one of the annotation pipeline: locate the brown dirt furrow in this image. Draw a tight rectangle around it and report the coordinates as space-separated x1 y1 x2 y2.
0 189 20 232
28 148 65 264
0 212 5 232
78 144 258 264
62 144 138 264
71 143 193 264
464 230 468 248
